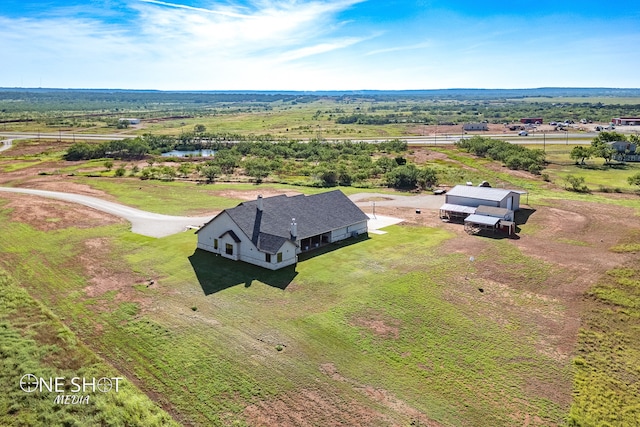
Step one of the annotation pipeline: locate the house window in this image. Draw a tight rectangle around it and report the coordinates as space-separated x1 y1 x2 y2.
214 239 218 250
277 252 283 263
225 243 233 255
265 253 271 263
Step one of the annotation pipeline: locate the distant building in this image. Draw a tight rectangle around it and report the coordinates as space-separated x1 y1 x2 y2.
463 123 488 131
196 191 368 270
520 118 543 124
608 141 640 162
118 118 140 125
612 117 640 126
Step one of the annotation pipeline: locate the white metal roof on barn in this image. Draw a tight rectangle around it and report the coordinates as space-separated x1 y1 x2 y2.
446 185 523 202
464 214 501 226
439 203 477 214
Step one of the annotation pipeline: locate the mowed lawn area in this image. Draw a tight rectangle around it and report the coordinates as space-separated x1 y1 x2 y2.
0 192 573 426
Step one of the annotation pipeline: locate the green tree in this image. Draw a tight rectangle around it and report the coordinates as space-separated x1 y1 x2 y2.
243 158 272 183
627 172 640 187
200 165 221 183
564 175 590 193
337 167 353 186
159 166 177 181
114 165 126 177
104 159 114 171
591 132 625 164
194 124 206 134
212 150 241 174
416 167 438 190
385 164 418 188
375 156 397 174
177 163 192 178
570 146 593 165
65 142 94 160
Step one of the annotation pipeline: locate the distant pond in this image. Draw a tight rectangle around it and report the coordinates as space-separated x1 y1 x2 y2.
161 149 216 157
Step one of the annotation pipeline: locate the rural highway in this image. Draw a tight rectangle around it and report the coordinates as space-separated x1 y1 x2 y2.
0 132 130 141
0 187 214 238
0 131 598 146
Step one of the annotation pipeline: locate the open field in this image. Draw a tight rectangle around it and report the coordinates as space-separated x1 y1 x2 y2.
2 89 640 139
1 174 639 426
2 90 640 426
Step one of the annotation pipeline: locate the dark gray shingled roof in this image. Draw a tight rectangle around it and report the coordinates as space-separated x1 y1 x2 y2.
219 229 241 242
201 190 368 254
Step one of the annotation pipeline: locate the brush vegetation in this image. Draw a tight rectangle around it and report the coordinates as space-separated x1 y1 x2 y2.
0 269 178 427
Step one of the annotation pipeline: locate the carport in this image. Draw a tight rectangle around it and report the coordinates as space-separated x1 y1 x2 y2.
464 214 500 234
439 203 476 221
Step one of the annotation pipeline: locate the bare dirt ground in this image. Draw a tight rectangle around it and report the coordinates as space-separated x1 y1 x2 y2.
244 364 444 427
0 191 124 232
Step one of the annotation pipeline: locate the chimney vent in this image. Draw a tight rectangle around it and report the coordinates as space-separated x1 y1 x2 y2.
290 218 297 239
257 194 263 211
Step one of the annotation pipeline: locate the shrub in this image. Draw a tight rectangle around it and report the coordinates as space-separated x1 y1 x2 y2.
564 175 590 193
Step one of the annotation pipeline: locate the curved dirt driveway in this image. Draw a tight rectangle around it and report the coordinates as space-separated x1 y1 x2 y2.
0 187 444 238
0 187 214 238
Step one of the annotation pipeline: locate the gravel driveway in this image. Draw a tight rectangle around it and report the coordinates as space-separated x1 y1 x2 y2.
0 187 214 238
0 188 443 238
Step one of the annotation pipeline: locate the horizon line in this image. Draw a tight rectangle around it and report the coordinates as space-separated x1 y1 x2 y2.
2 86 640 93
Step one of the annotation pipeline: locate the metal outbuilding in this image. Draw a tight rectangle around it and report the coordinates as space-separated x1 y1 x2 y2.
439 185 527 236
444 185 525 211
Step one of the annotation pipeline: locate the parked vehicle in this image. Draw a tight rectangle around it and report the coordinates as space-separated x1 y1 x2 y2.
518 131 528 136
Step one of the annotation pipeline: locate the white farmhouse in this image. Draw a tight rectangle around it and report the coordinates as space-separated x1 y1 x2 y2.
196 190 368 270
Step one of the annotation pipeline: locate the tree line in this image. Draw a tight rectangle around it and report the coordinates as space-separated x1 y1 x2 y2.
64 135 441 190
455 136 546 174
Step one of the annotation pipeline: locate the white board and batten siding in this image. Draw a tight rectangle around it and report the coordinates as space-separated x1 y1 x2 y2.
196 190 369 270
329 221 368 243
197 212 297 270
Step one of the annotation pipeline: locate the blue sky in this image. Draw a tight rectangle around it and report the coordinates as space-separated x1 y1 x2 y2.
1 0 639 90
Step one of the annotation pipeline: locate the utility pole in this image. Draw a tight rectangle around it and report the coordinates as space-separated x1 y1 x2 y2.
434 122 438 146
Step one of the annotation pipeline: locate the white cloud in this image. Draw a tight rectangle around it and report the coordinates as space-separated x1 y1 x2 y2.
0 0 370 89
1 0 638 89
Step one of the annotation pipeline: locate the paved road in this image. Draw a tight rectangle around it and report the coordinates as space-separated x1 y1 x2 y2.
0 132 131 141
0 131 599 146
0 187 214 238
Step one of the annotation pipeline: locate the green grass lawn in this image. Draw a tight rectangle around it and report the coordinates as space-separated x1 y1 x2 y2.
3 142 640 425
0 194 574 426
66 176 411 216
